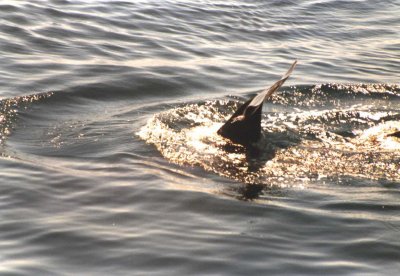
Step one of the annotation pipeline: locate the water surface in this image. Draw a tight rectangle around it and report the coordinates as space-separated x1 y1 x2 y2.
1 1 399 275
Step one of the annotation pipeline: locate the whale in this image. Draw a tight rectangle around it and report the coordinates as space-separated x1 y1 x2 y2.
387 131 400 138
217 60 297 146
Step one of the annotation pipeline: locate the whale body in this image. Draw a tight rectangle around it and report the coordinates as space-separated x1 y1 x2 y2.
217 60 297 146
388 131 400 138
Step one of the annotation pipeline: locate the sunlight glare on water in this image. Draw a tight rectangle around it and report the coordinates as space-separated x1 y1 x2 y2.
0 0 399 275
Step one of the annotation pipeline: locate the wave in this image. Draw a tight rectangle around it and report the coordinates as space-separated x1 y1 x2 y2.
0 92 53 146
1 83 399 183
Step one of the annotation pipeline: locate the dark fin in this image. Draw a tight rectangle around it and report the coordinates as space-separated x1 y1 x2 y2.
217 98 263 145
218 60 297 146
387 131 400 138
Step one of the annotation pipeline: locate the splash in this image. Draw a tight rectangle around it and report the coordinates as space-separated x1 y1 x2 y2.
0 92 53 145
138 84 400 184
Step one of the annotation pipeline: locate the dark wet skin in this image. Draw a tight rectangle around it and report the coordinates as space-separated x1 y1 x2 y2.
387 131 400 138
217 61 297 146
217 99 262 146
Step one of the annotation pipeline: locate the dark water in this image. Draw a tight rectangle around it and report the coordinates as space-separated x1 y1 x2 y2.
1 0 400 275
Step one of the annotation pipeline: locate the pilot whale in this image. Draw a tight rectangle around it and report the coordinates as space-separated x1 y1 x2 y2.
217 60 297 146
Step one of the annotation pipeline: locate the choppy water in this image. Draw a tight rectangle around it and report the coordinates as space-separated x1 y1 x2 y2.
1 1 399 275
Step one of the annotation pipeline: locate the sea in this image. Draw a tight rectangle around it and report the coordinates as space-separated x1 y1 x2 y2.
0 0 399 275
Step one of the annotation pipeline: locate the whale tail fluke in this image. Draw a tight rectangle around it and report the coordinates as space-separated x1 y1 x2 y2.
217 60 297 146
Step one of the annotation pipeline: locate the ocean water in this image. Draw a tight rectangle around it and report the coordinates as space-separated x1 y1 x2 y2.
1 0 400 275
